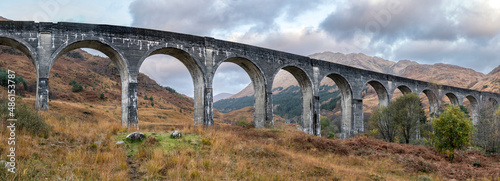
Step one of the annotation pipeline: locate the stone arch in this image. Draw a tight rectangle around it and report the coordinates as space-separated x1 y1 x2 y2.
0 36 36 71
273 65 314 134
444 92 459 106
50 40 130 126
214 56 267 128
139 47 206 125
465 95 479 124
320 73 353 137
420 89 439 118
391 85 412 102
363 80 389 107
397 85 412 94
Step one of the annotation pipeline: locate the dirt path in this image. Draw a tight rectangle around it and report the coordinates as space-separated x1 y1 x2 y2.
127 156 143 181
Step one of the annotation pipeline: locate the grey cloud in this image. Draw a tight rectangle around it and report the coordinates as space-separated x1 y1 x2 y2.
139 55 194 96
213 62 252 95
320 0 460 43
129 0 325 36
392 39 500 74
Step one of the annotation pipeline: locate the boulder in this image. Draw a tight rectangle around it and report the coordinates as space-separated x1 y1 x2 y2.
126 132 145 142
171 130 182 138
116 141 125 145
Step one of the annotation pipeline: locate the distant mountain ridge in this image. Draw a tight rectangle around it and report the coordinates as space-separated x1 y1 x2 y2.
0 16 10 21
214 93 233 102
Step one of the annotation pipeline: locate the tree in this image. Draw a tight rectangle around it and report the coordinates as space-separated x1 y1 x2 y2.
433 105 473 162
473 103 500 153
368 93 426 143
369 106 397 142
320 116 331 137
393 93 427 144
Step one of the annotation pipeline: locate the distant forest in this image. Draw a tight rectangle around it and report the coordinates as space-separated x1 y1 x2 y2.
214 84 342 123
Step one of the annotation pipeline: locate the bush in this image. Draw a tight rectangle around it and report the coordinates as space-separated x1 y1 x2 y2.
236 117 249 128
99 93 105 99
0 101 51 138
72 82 83 92
432 105 473 162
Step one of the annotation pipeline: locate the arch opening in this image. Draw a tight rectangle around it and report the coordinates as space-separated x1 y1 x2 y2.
213 57 266 127
138 54 197 129
319 73 352 138
0 37 36 68
139 47 204 127
51 41 129 126
0 44 37 99
362 81 389 133
391 85 412 102
272 66 313 134
442 93 459 108
465 95 479 125
421 89 439 119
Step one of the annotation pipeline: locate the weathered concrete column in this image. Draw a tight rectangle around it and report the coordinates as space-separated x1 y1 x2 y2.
313 95 321 136
35 30 54 111
263 90 274 128
127 82 139 129
352 99 364 134
203 86 214 126
35 77 49 111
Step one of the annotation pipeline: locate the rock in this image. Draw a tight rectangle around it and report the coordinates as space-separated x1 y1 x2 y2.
116 141 125 145
171 130 182 138
126 132 145 142
94 141 101 145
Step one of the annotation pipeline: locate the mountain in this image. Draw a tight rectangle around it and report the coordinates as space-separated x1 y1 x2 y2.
471 65 500 93
216 51 490 124
213 92 233 102
0 16 10 21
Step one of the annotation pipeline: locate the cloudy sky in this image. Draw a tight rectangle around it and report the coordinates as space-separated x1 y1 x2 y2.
2 0 500 97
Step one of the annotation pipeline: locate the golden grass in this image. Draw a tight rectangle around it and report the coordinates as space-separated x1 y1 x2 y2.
0 88 477 181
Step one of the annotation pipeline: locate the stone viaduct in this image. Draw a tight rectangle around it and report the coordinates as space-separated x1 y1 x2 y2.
1 21 499 138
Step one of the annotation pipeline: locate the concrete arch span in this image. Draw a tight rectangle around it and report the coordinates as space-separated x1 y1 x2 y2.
364 80 390 107
215 56 268 128
274 65 314 134
465 95 479 125
139 47 207 126
321 73 353 138
421 89 440 118
0 36 36 68
397 85 412 95
443 92 460 106
50 40 132 127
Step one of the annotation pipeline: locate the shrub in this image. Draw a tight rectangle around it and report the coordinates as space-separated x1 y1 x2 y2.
236 117 248 128
432 105 473 162
99 93 105 99
72 82 83 92
0 101 51 138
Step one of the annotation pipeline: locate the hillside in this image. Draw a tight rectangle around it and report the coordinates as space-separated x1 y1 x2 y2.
471 65 500 92
0 16 10 21
1 91 499 180
0 46 195 126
